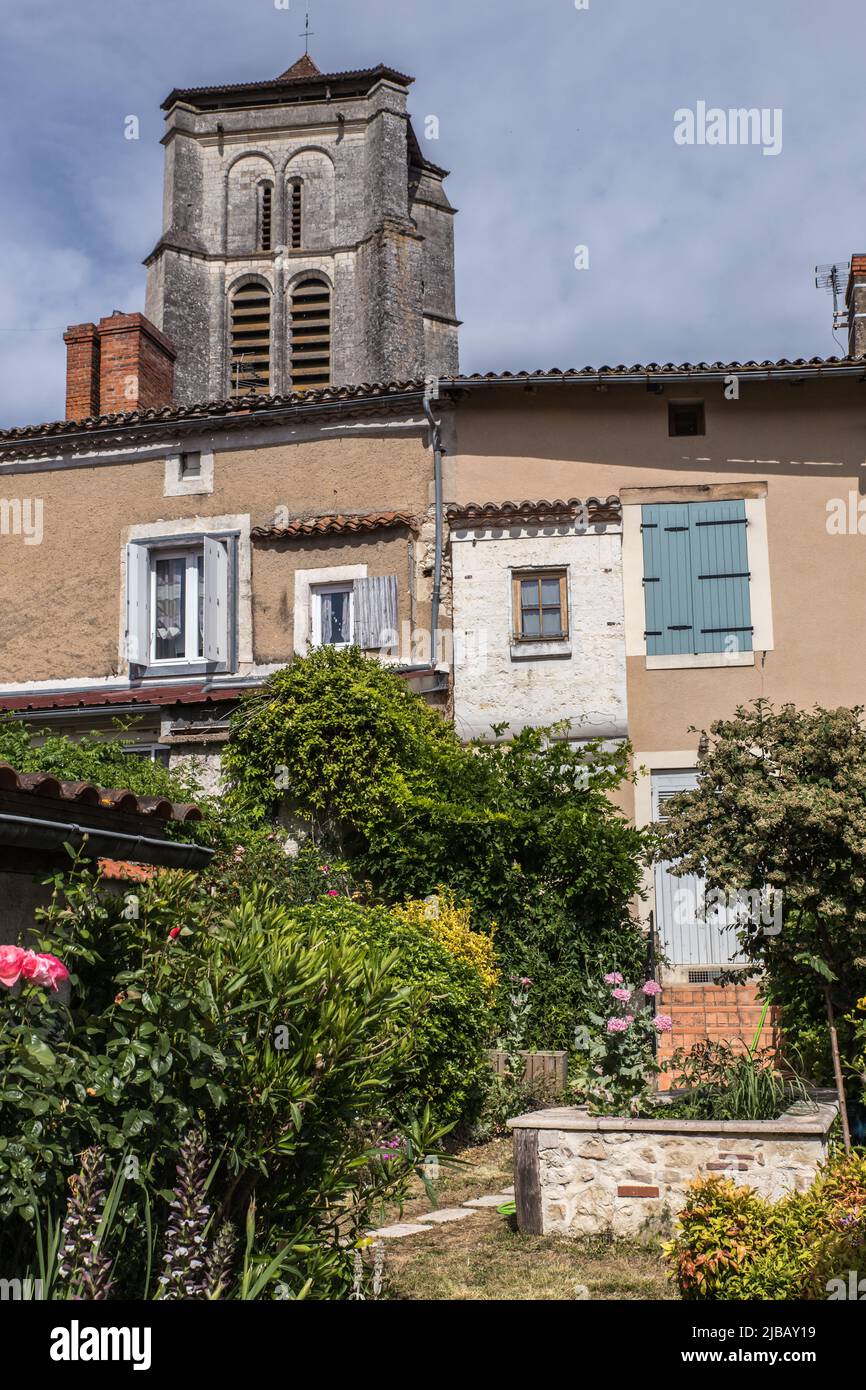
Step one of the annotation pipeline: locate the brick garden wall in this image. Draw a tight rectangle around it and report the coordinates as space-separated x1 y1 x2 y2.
657 981 780 1088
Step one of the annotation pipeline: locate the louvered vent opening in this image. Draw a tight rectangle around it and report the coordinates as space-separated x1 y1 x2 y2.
289 182 302 250
230 281 271 395
291 278 331 390
259 184 273 252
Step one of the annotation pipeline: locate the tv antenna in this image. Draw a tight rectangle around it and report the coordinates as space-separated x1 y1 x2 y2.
815 261 850 345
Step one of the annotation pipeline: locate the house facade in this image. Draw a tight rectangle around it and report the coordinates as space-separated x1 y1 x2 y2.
2 48 866 1043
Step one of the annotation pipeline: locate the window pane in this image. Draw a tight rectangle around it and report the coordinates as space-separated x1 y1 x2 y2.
540 578 561 605
520 579 539 609
154 557 185 660
521 609 541 637
321 589 351 645
542 607 563 636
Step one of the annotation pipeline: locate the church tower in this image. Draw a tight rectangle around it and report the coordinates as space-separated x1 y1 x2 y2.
144 54 459 404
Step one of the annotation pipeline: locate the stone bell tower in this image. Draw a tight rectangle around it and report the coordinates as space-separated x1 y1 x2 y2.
144 53 459 404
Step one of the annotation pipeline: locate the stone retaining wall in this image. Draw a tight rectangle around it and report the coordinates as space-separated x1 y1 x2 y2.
508 1102 838 1239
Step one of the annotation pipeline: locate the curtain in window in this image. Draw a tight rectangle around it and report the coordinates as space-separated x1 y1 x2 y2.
320 589 351 646
154 557 185 660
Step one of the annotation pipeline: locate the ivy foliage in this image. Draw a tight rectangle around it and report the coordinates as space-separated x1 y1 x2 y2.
224 647 648 1047
657 700 866 1079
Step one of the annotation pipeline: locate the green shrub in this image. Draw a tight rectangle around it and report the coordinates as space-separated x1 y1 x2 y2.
665 1155 866 1300
0 866 447 1298
224 649 648 1048
286 897 493 1127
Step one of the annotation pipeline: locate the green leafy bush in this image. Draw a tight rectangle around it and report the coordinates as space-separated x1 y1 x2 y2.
287 897 493 1127
0 867 447 1298
665 1155 866 1300
224 648 647 1047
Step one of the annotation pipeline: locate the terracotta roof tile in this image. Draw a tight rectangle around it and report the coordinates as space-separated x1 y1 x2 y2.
0 762 202 823
447 497 622 526
252 510 416 540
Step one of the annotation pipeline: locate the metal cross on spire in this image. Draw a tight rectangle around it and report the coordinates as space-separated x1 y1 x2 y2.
300 2 315 54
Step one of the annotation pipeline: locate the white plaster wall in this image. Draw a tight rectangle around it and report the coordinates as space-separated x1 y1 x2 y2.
450 523 627 742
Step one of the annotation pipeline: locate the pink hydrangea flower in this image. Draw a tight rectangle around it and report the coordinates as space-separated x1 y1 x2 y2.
654 1014 673 1033
611 987 631 1003
606 1017 630 1033
642 980 662 996
603 972 624 985
0 944 25 989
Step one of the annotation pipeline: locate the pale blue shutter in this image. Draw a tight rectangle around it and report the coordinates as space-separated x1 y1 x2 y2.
355 575 398 651
641 504 695 656
688 500 753 655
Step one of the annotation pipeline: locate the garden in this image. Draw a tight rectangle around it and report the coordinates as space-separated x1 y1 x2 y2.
2 660 866 1301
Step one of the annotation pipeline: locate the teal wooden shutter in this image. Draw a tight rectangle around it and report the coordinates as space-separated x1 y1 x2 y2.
689 500 753 654
641 504 695 656
642 500 752 655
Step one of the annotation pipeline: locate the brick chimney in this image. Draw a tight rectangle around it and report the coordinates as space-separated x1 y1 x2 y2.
846 256 866 358
63 311 177 420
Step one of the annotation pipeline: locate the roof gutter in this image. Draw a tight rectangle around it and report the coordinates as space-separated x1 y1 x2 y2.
0 811 213 872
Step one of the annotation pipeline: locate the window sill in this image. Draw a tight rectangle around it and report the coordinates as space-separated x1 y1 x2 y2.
132 661 231 680
645 651 755 671
510 640 573 662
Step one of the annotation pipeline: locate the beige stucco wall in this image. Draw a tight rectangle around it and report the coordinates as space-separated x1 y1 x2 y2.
449 381 866 763
0 430 432 684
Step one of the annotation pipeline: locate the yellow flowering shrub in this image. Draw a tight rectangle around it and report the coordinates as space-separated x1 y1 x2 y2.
394 890 499 1000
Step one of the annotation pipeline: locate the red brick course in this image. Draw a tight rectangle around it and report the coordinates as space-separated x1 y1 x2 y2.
63 312 176 421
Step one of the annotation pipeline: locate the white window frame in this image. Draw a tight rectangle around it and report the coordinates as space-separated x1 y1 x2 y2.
150 547 203 666
311 581 355 648
125 532 232 676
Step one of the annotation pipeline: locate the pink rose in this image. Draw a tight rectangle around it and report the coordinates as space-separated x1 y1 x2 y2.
603 972 624 986
611 987 631 1003
37 954 69 991
654 1015 673 1033
642 980 662 996
0 944 24 989
19 950 43 982
606 1017 629 1033
327 889 339 898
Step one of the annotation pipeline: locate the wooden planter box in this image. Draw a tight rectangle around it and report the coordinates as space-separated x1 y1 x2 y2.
488 1049 568 1094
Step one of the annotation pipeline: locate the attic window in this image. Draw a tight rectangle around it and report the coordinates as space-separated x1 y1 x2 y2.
669 402 706 437
230 280 271 395
289 182 302 249
180 451 201 479
290 278 331 390
259 183 273 252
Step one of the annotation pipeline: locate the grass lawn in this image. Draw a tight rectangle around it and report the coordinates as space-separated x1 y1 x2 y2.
379 1138 678 1302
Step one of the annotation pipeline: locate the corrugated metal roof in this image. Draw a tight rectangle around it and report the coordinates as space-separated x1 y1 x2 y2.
0 684 251 714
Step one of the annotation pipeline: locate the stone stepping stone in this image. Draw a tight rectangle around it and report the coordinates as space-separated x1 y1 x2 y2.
368 1222 432 1240
461 1194 512 1208
416 1207 475 1224
502 1186 515 1195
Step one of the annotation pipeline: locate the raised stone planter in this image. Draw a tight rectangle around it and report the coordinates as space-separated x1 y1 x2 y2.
508 1101 838 1239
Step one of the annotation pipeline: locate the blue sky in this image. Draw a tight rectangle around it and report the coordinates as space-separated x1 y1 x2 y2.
0 0 863 427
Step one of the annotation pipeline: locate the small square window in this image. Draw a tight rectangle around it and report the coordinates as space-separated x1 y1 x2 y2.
312 583 354 647
180 451 202 479
669 402 705 437
512 570 568 642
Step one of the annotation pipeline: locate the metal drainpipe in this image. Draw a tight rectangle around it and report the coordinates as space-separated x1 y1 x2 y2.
422 393 443 654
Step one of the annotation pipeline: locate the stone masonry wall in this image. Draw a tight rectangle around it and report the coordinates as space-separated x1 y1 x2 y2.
511 1104 837 1240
